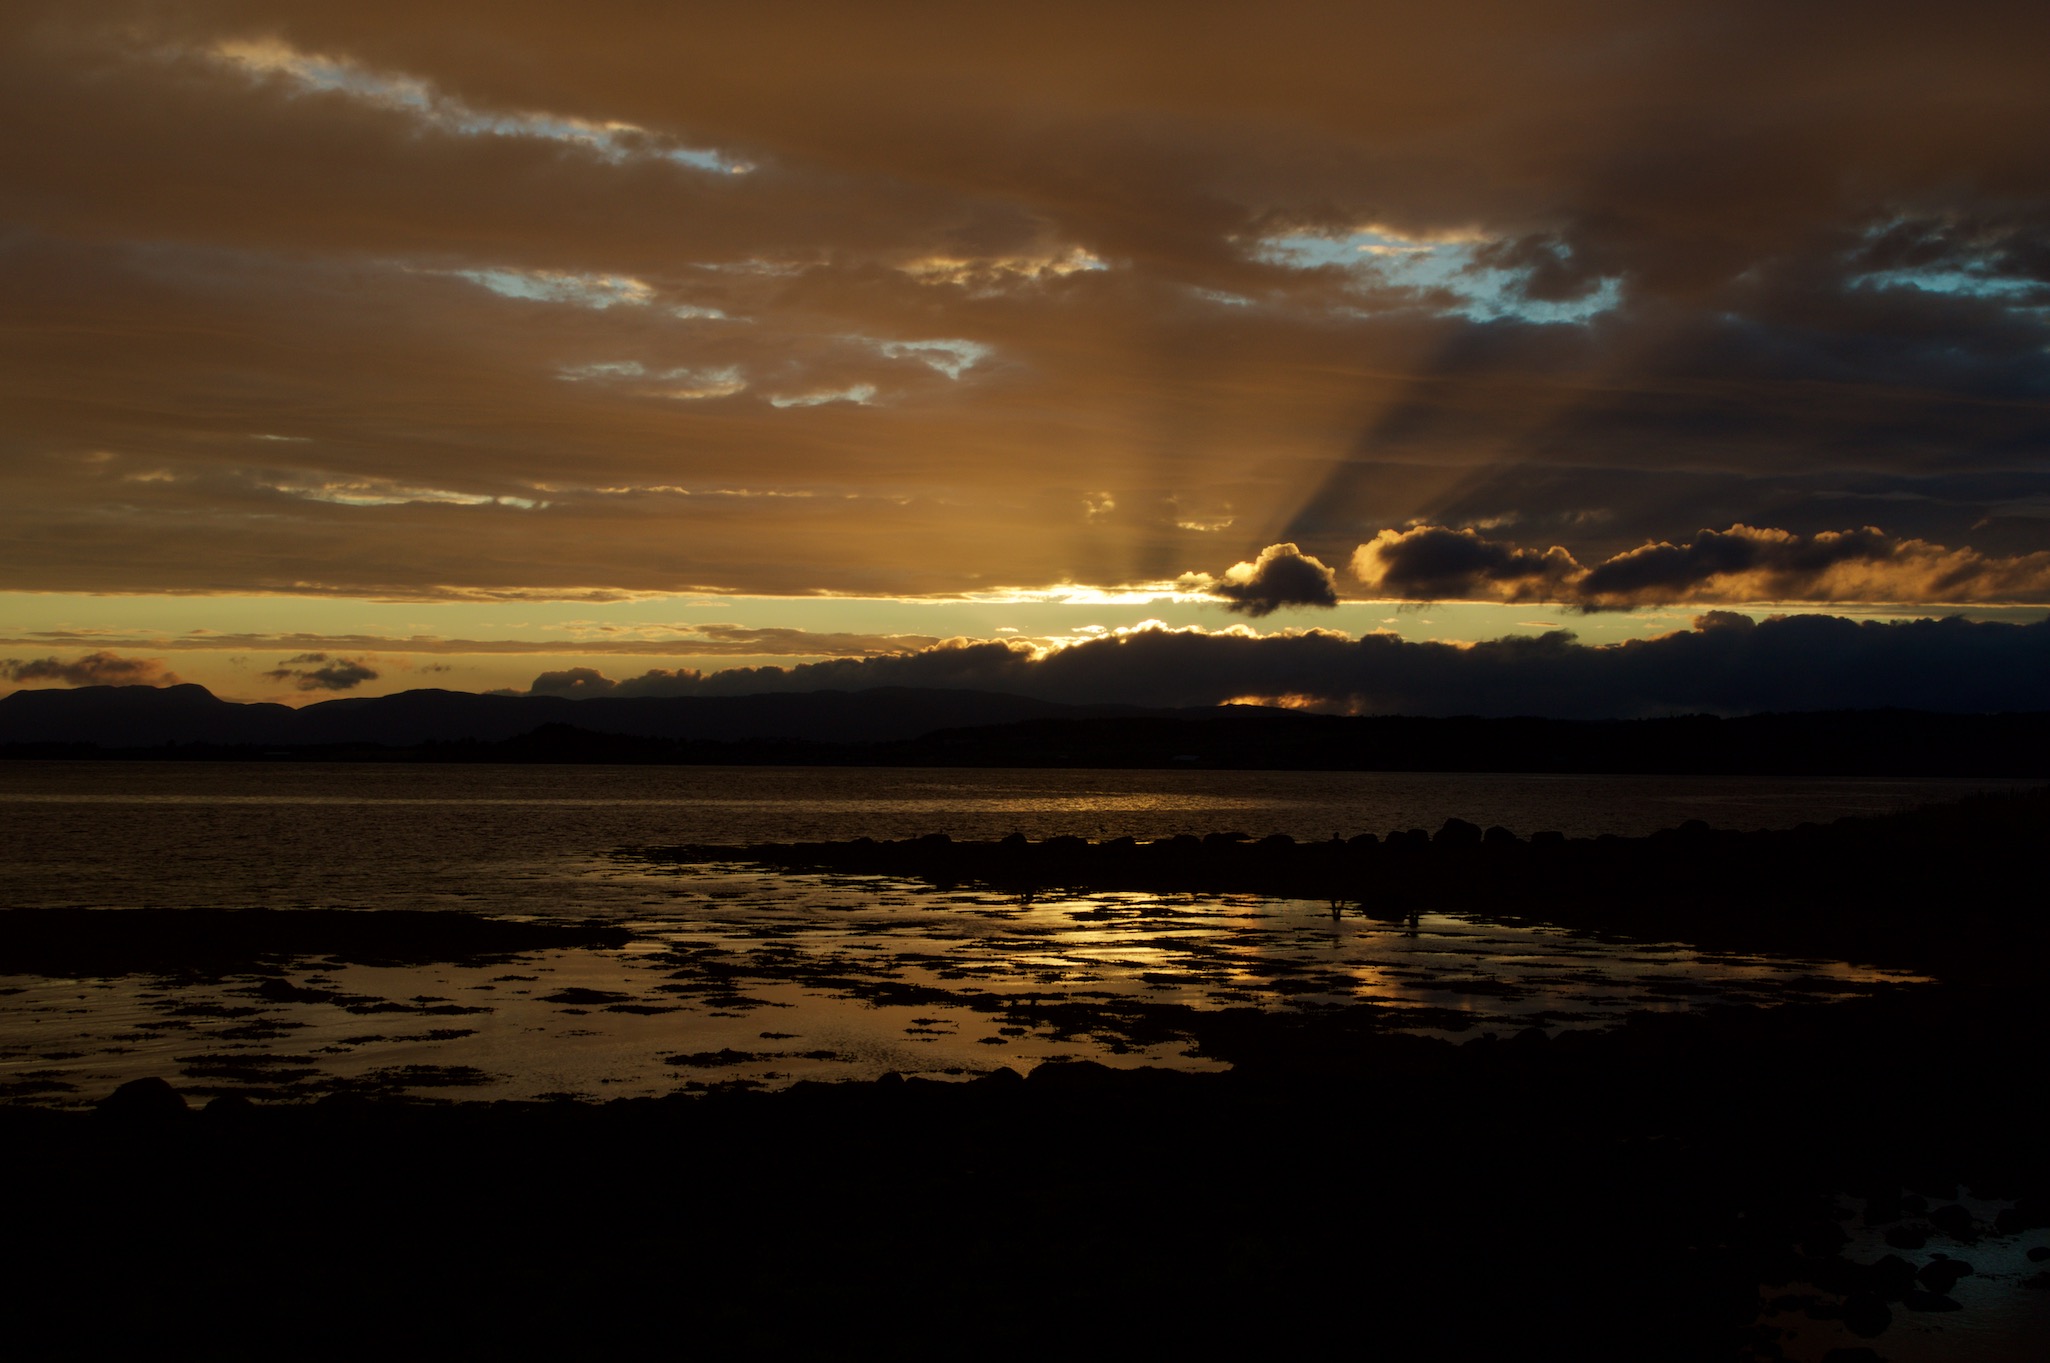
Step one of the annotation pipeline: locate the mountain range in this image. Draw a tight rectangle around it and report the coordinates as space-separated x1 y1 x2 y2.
0 683 1139 749
4 683 2050 776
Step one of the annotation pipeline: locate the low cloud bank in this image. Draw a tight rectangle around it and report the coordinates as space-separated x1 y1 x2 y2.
522 612 2050 718
0 651 179 688
264 653 379 692
1352 524 2050 609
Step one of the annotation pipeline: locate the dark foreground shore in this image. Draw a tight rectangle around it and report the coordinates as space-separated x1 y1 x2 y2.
7 984 2047 1360
6 789 2048 1358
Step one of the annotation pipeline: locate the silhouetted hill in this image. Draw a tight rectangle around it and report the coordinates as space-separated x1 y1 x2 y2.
0 683 1139 748
3 684 2047 774
0 684 299 748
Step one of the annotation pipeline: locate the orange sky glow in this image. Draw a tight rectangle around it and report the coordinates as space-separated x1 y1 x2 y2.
4 3 2048 710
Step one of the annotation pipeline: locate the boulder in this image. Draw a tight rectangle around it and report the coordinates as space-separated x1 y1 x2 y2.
1840 1293 1892 1338
1867 1254 1918 1298
201 1092 259 1122
1928 1203 1976 1239
1901 1290 1962 1312
95 1076 188 1120
1883 1224 1929 1250
1917 1258 1973 1293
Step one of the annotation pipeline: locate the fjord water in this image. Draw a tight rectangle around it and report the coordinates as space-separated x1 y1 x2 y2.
0 762 2022 1108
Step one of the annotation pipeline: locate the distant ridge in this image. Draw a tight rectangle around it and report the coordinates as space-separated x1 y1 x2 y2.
3 684 2047 775
0 683 1143 748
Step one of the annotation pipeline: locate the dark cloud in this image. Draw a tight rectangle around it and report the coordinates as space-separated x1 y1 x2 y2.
1353 526 1582 602
1182 542 1339 616
518 614 2050 718
529 666 620 697
0 651 179 688
264 652 379 691
1349 523 2050 608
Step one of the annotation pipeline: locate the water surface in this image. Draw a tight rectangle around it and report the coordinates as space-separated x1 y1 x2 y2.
0 763 2004 1106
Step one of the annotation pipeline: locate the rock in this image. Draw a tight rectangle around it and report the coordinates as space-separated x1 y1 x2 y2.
1434 817 1483 845
2029 1246 2050 1263
201 1092 259 1121
253 976 331 1003
1481 825 1519 845
312 1091 374 1121
1867 1254 1918 1298
1917 1258 1973 1293
1928 1203 1976 1239
1840 1292 1892 1338
1883 1224 1929 1250
95 1076 188 1120
1026 1059 1119 1088
1806 1256 1863 1295
1901 1290 1962 1312
1798 1222 1852 1256
1863 1191 1902 1225
1819 1349 1888 1363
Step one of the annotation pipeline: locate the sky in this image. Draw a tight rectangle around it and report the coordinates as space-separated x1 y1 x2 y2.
4 2 2048 716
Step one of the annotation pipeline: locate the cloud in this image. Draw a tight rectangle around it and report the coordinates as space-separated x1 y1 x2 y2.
1353 526 1583 602
514 614 2050 718
529 666 622 697
0 651 180 688
0 626 942 656
1575 525 2050 608
263 653 380 691
1348 524 2050 608
1182 543 1339 616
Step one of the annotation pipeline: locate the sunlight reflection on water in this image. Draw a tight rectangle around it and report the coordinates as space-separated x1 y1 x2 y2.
0 862 1926 1108
0 762 2000 1107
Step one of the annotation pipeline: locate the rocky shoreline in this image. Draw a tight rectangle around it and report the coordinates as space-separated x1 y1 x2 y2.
648 785 2050 983
6 787 2047 1358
